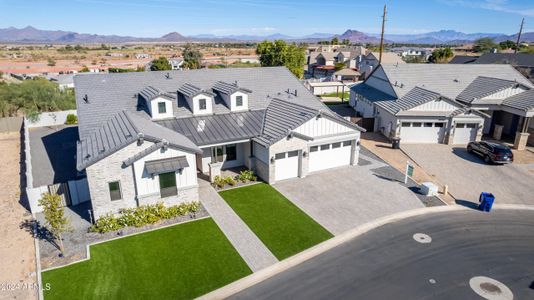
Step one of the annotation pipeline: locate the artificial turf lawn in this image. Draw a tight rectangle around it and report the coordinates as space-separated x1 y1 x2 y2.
42 218 251 300
219 183 333 260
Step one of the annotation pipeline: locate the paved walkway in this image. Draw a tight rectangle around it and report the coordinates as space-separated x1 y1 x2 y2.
198 180 278 272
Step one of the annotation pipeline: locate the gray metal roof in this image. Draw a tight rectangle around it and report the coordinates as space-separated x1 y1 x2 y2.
378 64 533 100
145 156 189 175
139 86 173 101
375 87 456 115
74 67 331 140
502 89 534 112
212 81 252 95
122 141 168 167
351 83 396 103
448 56 479 64
255 98 319 146
456 76 522 104
156 110 264 146
76 111 200 170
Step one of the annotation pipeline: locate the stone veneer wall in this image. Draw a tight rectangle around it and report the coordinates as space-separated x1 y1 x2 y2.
137 185 198 207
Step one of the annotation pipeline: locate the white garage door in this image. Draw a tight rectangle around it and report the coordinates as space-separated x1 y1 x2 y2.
309 140 352 173
400 122 446 143
453 123 478 145
274 150 299 181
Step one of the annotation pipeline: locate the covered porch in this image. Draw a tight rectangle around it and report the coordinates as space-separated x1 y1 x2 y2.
485 108 533 150
196 140 253 182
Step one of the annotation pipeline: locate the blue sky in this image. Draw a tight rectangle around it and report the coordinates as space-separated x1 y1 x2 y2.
0 0 533 36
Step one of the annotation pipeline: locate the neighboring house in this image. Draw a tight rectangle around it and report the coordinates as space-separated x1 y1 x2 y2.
357 52 406 79
74 67 364 218
135 53 151 59
350 64 534 148
333 68 361 82
48 73 75 90
169 58 184 70
449 55 480 64
473 53 534 82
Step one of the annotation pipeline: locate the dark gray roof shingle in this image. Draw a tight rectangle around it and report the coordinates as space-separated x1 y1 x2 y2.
474 53 534 66
502 89 534 112
456 76 522 104
375 87 455 115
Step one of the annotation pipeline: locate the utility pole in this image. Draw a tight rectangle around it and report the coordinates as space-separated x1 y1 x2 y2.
515 18 524 54
379 4 387 64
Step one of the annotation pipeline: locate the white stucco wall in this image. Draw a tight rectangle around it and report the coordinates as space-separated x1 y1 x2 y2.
185 94 213 115
149 97 174 120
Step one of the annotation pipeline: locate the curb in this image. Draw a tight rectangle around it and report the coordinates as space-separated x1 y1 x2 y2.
197 204 534 300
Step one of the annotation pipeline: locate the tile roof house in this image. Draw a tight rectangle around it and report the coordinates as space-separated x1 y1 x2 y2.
74 67 364 218
357 52 406 79
350 63 534 147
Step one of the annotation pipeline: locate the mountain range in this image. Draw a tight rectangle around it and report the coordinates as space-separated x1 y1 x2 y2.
0 26 533 44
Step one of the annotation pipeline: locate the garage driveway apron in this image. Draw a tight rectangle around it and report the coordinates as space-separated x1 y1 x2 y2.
273 160 424 236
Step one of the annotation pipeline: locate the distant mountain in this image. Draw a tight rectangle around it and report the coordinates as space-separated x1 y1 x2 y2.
336 29 384 44
0 26 532 44
372 30 506 44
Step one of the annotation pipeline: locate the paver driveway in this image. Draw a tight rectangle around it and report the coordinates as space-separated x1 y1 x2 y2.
273 163 424 236
402 144 534 205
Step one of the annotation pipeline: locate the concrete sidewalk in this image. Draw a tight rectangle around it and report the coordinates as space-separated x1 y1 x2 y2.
198 180 278 272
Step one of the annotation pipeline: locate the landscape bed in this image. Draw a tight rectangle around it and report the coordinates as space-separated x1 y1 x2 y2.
42 218 251 300
219 183 333 260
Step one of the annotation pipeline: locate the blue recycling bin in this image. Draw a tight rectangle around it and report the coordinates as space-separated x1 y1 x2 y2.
478 192 495 212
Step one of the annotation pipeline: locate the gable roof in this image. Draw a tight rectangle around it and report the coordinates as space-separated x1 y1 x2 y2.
178 83 215 98
377 64 533 100
74 67 330 140
456 76 526 104
212 81 252 95
502 89 534 112
317 52 336 61
474 53 534 66
368 52 406 65
76 111 200 170
375 86 460 115
139 86 174 101
350 83 397 102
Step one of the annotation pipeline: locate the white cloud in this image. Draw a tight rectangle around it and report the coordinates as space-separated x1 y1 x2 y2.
441 0 534 17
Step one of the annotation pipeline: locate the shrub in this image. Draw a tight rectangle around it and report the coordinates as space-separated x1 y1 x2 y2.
214 175 226 189
236 169 257 183
89 201 201 233
225 176 237 186
65 114 78 125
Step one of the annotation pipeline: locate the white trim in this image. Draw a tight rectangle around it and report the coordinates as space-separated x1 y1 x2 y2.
199 139 250 149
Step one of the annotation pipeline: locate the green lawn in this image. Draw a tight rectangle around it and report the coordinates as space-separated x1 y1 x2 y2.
219 183 333 260
319 91 350 99
42 218 251 300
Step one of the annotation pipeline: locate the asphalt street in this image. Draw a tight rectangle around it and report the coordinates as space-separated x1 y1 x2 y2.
230 209 534 300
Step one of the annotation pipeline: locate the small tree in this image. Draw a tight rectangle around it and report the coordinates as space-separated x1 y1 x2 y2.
331 37 339 45
473 38 496 53
150 56 172 71
47 57 56 66
39 193 70 254
183 46 203 69
499 40 516 50
79 66 90 73
429 47 453 63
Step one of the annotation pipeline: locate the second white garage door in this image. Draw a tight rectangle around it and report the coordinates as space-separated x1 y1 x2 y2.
274 150 299 181
309 140 352 173
400 122 446 143
453 123 478 144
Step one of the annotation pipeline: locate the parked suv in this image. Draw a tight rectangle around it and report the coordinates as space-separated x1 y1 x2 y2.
467 141 513 164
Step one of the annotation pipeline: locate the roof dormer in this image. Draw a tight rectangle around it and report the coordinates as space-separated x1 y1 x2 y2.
178 83 215 115
213 81 251 112
139 86 174 120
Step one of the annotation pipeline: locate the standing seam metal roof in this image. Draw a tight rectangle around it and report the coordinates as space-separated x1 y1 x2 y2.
456 76 524 104
502 89 534 111
374 87 449 115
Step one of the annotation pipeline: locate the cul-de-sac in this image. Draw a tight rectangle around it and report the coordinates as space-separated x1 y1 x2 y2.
1 1 534 299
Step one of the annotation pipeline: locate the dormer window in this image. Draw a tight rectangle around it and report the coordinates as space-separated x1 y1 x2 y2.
139 86 174 120
199 98 207 110
213 81 251 112
158 102 166 114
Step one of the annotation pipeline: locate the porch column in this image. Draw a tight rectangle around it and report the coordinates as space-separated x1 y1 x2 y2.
514 116 531 150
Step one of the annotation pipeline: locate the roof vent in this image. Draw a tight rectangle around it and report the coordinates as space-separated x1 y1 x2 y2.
165 72 171 79
400 83 404 88
83 94 89 103
453 78 459 83
234 80 238 86
294 89 298 97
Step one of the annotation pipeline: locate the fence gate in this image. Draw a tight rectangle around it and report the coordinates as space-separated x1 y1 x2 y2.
48 183 72 206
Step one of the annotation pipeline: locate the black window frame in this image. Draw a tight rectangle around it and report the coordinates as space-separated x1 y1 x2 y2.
287 150 299 158
225 144 237 161
320 144 330 151
275 153 286 160
108 181 122 201
343 140 352 147
332 142 341 149
310 145 319 152
434 122 445 127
